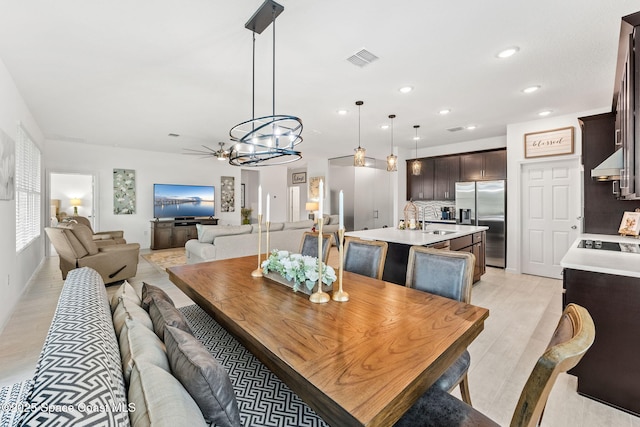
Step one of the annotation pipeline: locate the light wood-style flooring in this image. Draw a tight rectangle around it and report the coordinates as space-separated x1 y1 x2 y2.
1 249 638 427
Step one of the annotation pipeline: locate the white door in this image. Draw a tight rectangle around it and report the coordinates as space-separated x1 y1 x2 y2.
288 186 300 222
521 159 581 278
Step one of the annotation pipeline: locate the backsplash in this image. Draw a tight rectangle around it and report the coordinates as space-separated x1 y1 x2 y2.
412 200 456 221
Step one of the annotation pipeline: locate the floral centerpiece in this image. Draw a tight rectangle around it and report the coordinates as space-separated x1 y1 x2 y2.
261 250 337 293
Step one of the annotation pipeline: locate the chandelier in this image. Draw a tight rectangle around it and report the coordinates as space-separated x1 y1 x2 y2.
411 125 421 175
228 0 302 166
353 101 366 167
386 114 398 172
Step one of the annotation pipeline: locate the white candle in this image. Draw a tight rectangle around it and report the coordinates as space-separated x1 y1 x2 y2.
258 185 262 215
339 190 344 230
266 193 270 222
318 180 323 219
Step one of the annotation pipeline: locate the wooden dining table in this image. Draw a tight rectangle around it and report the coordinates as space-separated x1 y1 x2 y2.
168 255 489 427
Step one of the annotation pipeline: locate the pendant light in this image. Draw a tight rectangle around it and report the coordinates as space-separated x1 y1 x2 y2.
411 125 422 175
354 100 366 167
386 114 398 172
228 0 302 166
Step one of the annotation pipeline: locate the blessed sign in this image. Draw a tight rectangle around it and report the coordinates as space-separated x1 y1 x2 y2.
524 126 574 158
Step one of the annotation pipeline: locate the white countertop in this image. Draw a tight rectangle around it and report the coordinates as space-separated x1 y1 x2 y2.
560 233 640 278
344 224 488 246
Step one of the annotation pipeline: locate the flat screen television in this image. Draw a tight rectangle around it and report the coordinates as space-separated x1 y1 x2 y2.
153 184 215 219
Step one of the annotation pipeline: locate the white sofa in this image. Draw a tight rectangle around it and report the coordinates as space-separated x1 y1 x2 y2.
185 217 340 264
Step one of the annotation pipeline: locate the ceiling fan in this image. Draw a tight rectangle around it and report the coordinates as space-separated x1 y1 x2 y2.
183 142 230 161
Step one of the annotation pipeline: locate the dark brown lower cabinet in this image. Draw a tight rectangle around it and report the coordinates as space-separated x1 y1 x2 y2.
563 268 640 416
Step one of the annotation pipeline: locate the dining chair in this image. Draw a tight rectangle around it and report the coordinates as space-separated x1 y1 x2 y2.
343 237 388 280
299 232 334 264
405 246 475 405
394 303 595 427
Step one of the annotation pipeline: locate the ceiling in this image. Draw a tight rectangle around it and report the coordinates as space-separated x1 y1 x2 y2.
0 1 638 164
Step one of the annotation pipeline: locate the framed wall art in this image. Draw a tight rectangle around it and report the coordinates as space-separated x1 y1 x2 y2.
309 176 324 199
292 172 306 184
524 126 574 158
0 129 15 201
221 176 235 212
113 169 136 214
619 211 640 237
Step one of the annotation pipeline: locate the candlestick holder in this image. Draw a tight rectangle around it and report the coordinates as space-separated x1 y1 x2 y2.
263 220 271 273
251 214 264 277
332 228 349 302
310 218 330 304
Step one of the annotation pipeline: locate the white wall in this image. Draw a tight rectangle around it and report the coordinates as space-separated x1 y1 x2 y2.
45 141 300 247
0 58 45 332
505 107 609 273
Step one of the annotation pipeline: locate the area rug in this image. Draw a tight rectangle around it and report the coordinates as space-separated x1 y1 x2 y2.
179 304 328 427
142 248 186 271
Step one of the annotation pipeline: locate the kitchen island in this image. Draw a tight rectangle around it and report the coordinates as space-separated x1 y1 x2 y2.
346 224 488 284
560 234 640 416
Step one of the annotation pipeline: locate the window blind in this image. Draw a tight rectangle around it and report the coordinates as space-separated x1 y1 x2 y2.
15 125 41 252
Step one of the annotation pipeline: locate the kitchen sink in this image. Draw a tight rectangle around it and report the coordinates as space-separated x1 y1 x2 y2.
423 230 455 235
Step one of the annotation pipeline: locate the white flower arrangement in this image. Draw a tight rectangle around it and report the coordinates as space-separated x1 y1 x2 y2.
262 250 337 293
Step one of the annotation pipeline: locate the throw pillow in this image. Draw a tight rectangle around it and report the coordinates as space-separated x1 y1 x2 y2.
164 325 241 427
128 362 207 427
141 282 175 311
112 296 153 337
148 297 192 341
119 317 170 384
110 280 141 312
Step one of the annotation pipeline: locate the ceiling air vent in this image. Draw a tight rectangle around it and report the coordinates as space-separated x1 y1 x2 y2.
347 49 379 67
447 127 465 132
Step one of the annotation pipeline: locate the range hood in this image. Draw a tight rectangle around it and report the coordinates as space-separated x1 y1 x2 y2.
591 148 622 181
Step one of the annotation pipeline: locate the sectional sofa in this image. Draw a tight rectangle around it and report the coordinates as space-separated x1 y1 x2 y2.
0 267 332 426
185 217 340 264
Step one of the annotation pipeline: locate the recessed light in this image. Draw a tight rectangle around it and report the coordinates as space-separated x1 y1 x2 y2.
381 124 390 130
413 136 421 141
538 110 553 116
439 109 451 115
522 85 541 94
399 86 413 94
337 109 348 115
497 46 519 58
466 125 477 130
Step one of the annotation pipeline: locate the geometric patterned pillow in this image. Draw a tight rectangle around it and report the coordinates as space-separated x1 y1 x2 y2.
20 267 130 426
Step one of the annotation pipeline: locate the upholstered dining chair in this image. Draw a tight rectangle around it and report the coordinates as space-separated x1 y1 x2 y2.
394 303 595 427
343 237 388 280
405 246 475 405
299 232 334 264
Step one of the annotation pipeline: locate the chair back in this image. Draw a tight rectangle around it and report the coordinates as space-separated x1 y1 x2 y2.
510 303 595 427
405 247 474 303
299 232 334 264
343 237 388 280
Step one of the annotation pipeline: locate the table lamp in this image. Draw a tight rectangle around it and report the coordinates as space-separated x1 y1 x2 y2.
70 198 82 215
305 202 319 221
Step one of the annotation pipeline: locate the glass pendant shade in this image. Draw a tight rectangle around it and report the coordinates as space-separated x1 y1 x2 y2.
411 159 422 175
387 153 398 172
353 100 366 167
411 125 421 175
354 146 366 167
386 114 397 172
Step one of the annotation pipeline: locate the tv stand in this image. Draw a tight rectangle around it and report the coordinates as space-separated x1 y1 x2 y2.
150 217 218 250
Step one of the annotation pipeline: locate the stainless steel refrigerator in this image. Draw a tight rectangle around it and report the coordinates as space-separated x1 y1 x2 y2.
455 180 506 268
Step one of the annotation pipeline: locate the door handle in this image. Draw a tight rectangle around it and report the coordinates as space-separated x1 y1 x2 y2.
571 225 577 229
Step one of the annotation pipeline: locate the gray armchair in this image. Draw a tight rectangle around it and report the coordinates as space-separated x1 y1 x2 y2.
46 222 139 284
66 216 127 244
343 237 388 280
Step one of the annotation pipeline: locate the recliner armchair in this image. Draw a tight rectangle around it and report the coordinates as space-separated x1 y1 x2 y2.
65 215 127 244
45 222 140 284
